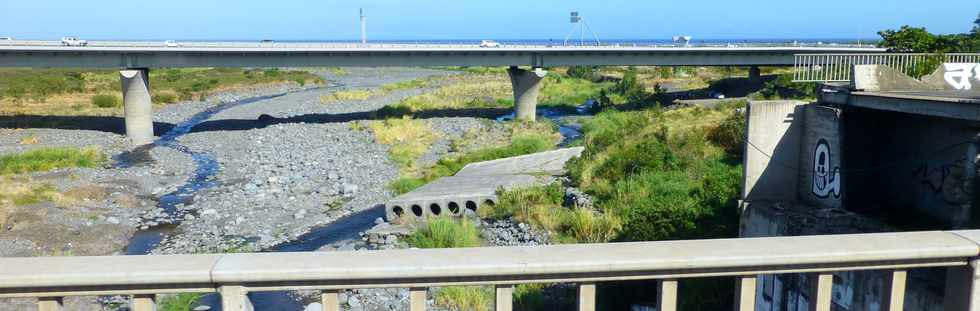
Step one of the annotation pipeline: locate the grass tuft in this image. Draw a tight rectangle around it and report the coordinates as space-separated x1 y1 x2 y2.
0 147 105 175
405 217 481 249
434 286 493 311
90 94 121 108
369 117 439 174
157 293 203 311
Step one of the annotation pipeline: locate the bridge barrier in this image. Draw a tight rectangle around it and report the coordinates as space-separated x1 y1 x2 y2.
793 53 980 82
2 230 980 310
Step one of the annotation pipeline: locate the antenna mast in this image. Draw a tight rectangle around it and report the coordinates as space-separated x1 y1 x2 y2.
360 8 367 46
563 11 600 46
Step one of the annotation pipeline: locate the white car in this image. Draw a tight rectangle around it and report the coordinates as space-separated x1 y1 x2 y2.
479 40 501 48
164 40 183 47
61 36 88 46
0 37 13 41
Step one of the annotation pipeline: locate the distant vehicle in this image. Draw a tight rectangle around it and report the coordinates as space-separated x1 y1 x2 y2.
708 91 726 99
672 35 692 46
479 40 501 48
0 37 13 41
61 36 88 46
261 39 274 43
164 40 183 47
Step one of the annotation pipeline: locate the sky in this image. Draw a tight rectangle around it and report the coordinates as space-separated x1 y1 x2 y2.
0 0 977 41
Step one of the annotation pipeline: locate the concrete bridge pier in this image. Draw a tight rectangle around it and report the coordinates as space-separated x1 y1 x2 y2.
748 66 761 85
120 68 154 146
507 66 547 121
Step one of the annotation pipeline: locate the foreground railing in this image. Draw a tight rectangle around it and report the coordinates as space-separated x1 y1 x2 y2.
2 230 980 311
0 40 880 50
793 53 980 82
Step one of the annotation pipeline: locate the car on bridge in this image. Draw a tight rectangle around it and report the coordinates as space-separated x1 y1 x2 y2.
479 40 501 48
0 37 13 41
61 36 88 46
164 40 183 47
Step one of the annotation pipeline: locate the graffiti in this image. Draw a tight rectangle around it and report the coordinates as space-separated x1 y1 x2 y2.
812 139 841 199
915 157 968 205
942 63 980 90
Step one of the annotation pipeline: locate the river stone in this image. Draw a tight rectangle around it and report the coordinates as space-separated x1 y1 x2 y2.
303 302 322 311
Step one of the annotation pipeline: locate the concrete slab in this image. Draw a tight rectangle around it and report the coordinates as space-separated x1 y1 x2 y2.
455 147 584 177
851 65 941 92
385 147 584 223
385 175 539 222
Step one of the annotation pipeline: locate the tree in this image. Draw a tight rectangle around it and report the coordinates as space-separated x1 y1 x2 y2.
974 11 980 33
877 26 938 52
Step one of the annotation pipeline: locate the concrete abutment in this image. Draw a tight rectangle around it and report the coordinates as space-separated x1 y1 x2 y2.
120 68 154 146
507 66 547 121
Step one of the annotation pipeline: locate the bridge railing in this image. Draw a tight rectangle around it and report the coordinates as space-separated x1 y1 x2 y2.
2 230 979 311
0 40 877 50
793 53 980 82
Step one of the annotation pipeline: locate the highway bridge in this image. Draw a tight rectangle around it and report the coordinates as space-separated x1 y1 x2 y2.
0 41 885 145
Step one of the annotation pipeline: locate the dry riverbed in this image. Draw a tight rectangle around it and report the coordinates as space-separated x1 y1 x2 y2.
0 67 530 310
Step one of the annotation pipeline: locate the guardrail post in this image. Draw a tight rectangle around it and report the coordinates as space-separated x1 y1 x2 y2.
577 282 596 311
809 273 833 311
882 269 906 311
321 289 339 311
495 285 514 311
658 279 678 311
944 259 980 311
410 287 426 311
735 275 757 311
37 297 63 311
132 294 157 311
220 285 252 311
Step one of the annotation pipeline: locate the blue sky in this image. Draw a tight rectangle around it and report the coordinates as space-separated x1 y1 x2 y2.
1 0 976 40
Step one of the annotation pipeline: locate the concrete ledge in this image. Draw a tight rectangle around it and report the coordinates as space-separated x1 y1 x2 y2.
0 231 977 296
455 147 584 177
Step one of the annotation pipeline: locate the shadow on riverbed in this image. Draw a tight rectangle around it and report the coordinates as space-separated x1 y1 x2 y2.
0 115 175 135
188 107 518 133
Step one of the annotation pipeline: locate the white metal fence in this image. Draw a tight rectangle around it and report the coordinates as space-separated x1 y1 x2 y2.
793 53 980 82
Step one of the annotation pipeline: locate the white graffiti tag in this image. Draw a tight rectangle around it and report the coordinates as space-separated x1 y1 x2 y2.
943 63 980 90
812 139 841 199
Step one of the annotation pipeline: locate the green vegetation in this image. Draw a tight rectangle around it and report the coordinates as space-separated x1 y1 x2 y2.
90 94 121 108
389 131 554 194
404 217 481 249
158 293 204 311
0 68 323 116
481 183 621 243
434 286 493 311
0 147 105 175
322 78 430 104
368 117 440 175
382 78 429 92
0 181 59 206
748 75 816 100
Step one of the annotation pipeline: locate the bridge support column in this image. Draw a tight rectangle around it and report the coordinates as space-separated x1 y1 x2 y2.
748 66 761 85
507 66 547 122
120 68 154 146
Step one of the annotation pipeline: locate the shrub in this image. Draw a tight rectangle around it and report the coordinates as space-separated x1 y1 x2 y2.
152 92 178 104
90 94 121 108
0 147 105 175
405 217 481 249
708 110 746 156
158 293 203 311
434 286 493 311
484 183 621 243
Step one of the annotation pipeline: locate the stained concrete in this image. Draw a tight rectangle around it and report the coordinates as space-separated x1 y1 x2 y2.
455 147 584 177
385 147 583 223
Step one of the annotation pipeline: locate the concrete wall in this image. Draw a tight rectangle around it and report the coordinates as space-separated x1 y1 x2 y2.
798 105 844 209
843 107 979 227
741 202 945 311
743 100 807 202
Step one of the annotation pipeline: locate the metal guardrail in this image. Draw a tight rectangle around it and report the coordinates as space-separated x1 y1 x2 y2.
3 230 980 311
793 53 980 82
